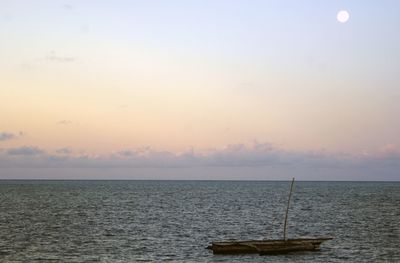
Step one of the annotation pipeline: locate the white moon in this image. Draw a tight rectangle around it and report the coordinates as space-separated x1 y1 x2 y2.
337 10 350 23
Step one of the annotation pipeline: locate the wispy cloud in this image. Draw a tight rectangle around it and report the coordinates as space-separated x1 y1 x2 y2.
379 144 400 157
117 150 136 157
0 131 24 141
45 51 76 63
0 132 15 141
56 147 72 154
57 120 73 125
63 4 74 10
6 146 44 156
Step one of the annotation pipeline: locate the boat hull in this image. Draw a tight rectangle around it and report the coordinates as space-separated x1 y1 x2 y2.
208 237 332 255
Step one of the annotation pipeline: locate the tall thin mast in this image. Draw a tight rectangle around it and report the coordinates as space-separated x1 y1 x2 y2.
283 177 295 241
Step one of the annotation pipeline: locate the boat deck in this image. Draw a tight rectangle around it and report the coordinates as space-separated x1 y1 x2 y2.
208 237 333 255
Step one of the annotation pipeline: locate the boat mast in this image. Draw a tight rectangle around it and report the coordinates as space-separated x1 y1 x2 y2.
283 177 295 241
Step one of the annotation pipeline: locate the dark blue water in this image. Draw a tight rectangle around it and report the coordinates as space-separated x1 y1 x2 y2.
0 180 399 262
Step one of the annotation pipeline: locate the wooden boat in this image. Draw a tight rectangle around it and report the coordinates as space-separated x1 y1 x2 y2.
207 178 332 255
208 237 333 255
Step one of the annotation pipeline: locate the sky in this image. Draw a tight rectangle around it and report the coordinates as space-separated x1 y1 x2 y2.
1 0 400 180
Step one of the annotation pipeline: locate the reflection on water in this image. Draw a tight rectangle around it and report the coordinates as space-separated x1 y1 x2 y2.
0 180 399 262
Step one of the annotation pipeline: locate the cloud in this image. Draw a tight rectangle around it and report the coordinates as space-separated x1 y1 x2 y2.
56 148 72 154
63 4 74 10
45 51 76 63
57 120 73 125
117 150 136 157
0 132 15 141
6 146 44 156
118 104 128 110
379 144 400 157
0 131 24 141
0 143 399 180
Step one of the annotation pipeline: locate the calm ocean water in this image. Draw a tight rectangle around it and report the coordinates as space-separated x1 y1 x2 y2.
0 180 399 262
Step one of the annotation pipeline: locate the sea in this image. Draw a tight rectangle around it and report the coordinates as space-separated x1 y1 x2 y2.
0 180 399 262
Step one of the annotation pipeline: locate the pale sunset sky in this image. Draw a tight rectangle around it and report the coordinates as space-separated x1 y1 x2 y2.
1 1 399 180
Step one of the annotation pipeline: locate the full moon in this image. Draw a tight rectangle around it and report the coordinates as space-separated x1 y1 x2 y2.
337 10 350 23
